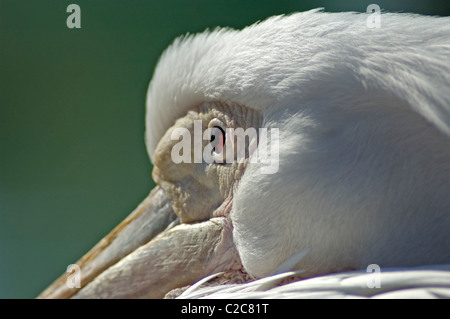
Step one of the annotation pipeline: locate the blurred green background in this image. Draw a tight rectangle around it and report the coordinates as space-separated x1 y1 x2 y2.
0 0 449 299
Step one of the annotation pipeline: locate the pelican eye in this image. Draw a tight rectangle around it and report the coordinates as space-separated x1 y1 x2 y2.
211 126 225 155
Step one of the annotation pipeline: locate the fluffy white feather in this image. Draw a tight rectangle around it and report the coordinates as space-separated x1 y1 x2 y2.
146 9 450 279
178 265 450 299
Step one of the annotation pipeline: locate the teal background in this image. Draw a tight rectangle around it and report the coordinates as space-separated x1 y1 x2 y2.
1 0 449 298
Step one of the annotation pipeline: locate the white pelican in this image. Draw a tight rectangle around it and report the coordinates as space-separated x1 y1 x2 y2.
39 9 450 299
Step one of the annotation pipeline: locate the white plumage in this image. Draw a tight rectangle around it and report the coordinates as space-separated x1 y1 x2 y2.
179 265 450 299
147 9 450 280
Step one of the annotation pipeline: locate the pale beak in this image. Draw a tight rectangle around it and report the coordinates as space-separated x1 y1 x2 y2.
38 186 238 299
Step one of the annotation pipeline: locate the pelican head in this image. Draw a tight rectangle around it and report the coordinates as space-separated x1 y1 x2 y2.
39 9 450 298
